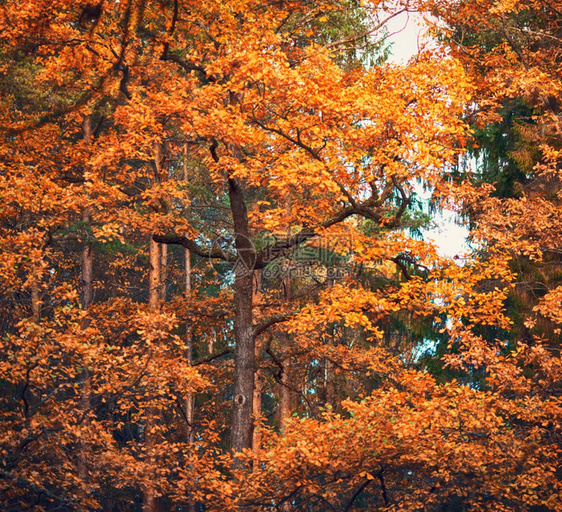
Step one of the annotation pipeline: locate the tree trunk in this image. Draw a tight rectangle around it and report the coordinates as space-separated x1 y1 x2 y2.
77 114 93 512
160 243 168 302
143 224 162 512
278 275 293 434
183 145 196 447
228 177 255 457
325 322 336 409
185 247 197 512
149 238 161 310
31 282 41 323
185 248 195 443
81 114 94 313
252 360 262 453
81 212 93 311
183 150 198 510
252 270 263 454
278 353 292 434
325 358 336 408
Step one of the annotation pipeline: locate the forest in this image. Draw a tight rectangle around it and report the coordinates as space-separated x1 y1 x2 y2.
0 0 560 510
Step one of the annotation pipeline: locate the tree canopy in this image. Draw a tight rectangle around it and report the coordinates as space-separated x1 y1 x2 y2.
0 0 560 511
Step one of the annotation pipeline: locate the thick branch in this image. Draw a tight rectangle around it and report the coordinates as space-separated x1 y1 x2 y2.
255 206 356 267
501 13 529 69
378 469 389 506
161 52 209 79
344 478 372 512
265 346 285 382
253 119 324 161
385 177 410 228
391 256 412 281
152 234 235 262
253 312 295 338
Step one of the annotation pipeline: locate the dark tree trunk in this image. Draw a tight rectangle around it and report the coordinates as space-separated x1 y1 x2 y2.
228 177 255 456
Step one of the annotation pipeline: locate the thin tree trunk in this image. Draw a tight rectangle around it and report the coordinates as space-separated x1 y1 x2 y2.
278 275 292 434
143 142 168 512
143 237 161 512
77 369 91 512
184 246 196 512
279 345 293 512
77 114 93 512
81 115 94 313
183 144 198 512
208 329 215 356
31 282 41 323
24 208 43 323
252 270 263 453
325 321 336 409
185 248 194 443
160 243 168 302
183 145 196 446
185 247 197 512
81 211 93 311
228 177 255 458
149 238 161 310
324 275 336 408
278 352 292 434
252 359 262 453
252 270 262 454
325 358 336 408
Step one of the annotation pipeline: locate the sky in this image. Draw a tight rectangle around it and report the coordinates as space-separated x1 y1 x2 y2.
385 10 426 63
385 11 470 258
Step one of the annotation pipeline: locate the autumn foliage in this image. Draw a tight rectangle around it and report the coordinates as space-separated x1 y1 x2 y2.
0 0 560 511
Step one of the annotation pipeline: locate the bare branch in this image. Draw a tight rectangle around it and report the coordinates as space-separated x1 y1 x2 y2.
253 312 295 338
152 234 236 262
344 478 372 512
193 349 232 366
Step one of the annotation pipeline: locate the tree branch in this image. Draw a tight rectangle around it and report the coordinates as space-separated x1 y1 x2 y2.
253 118 324 161
344 478 372 512
253 312 295 338
378 468 389 506
255 207 356 268
323 8 410 52
193 349 232 366
391 256 411 281
152 234 236 262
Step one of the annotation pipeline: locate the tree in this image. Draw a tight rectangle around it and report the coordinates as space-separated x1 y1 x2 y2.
1 0 560 511
426 0 562 341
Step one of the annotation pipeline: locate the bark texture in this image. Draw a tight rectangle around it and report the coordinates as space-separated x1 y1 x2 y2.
228 177 255 456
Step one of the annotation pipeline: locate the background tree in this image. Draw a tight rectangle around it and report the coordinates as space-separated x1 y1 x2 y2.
428 0 562 345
